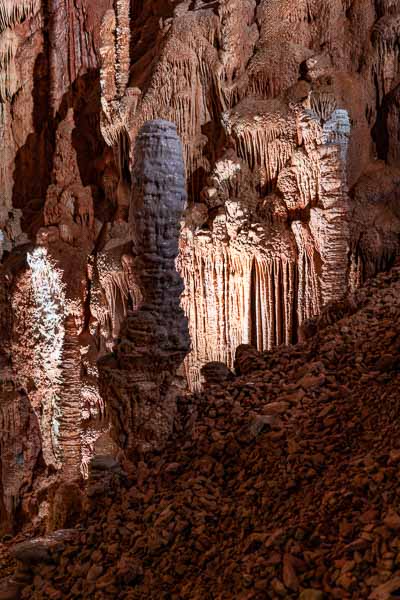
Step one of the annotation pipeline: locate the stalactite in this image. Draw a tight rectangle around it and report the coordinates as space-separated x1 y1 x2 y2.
92 246 142 347
99 0 133 149
0 28 18 102
180 242 253 389
115 0 130 98
217 0 259 110
80 425 107 479
0 27 16 66
372 11 400 99
47 0 98 114
252 255 295 350
223 102 296 194
348 163 400 289
0 0 39 32
180 96 352 388
291 220 321 328
376 0 398 16
179 237 299 389
139 49 207 180
101 271 131 339
309 91 337 123
99 10 117 105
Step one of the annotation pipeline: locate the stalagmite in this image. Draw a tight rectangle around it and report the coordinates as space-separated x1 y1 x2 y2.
312 109 351 304
99 120 190 455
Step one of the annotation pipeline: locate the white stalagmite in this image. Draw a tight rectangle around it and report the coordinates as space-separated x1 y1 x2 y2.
27 247 66 468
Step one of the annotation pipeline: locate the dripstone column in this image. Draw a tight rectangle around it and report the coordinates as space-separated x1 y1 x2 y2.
99 120 190 455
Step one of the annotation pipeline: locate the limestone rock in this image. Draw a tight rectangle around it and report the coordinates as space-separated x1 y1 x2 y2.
1 0 400 536
11 530 78 565
99 120 190 455
10 261 400 599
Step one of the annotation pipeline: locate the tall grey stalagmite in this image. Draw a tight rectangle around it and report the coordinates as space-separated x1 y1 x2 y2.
99 120 190 455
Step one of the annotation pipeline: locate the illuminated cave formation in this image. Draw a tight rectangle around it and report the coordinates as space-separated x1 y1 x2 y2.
96 0 400 389
26 247 65 469
0 0 399 534
99 119 190 457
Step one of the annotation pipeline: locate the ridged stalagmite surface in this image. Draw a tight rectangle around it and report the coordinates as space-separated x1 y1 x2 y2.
99 120 190 455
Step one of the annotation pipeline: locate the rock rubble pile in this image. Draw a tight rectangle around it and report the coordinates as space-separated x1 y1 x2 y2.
4 263 400 599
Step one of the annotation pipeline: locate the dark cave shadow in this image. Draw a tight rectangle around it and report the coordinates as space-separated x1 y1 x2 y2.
60 68 111 217
12 64 111 235
372 94 390 162
371 82 400 163
12 49 55 235
12 0 112 236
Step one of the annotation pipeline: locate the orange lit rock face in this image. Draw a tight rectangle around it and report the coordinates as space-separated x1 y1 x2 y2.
98 0 400 388
0 0 400 528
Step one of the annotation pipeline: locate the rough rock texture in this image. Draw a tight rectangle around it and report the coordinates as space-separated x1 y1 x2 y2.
97 0 400 388
0 0 400 530
3 261 400 599
99 119 190 456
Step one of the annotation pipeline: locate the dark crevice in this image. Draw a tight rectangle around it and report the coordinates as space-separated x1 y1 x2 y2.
250 258 258 349
12 1 55 237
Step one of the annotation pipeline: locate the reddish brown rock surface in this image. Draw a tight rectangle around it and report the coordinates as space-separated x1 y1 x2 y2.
0 261 398 599
0 0 400 556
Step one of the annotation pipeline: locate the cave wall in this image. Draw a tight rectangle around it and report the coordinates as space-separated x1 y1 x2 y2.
0 0 400 528
99 0 400 387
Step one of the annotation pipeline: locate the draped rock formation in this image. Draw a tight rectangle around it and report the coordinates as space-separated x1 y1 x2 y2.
0 0 400 529
97 0 400 388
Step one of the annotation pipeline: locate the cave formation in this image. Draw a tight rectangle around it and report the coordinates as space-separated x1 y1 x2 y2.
0 1 400 598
